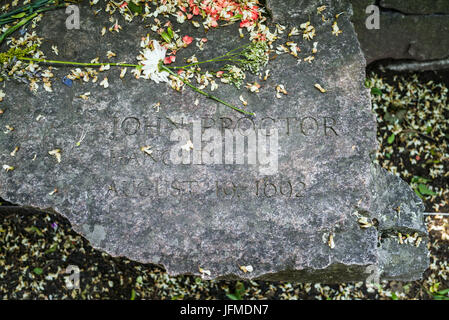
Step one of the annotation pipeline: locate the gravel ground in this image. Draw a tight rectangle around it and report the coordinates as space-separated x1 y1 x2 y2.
1 68 448 300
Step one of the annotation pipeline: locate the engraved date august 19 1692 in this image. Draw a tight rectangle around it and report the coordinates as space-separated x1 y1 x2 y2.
107 177 306 199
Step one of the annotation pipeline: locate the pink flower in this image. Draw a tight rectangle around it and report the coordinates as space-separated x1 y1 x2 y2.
164 55 176 64
182 35 194 45
210 19 218 27
240 19 252 28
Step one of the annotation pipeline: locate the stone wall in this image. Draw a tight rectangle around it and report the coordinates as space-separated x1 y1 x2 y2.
351 0 449 65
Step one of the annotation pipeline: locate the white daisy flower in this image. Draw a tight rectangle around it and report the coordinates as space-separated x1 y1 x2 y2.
139 40 169 84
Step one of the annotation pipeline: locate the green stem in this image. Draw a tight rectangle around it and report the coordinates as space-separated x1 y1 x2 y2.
18 57 138 68
160 64 254 117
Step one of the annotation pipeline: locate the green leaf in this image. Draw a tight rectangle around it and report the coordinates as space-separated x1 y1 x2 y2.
45 243 57 254
25 226 44 236
130 289 136 300
391 292 398 300
11 12 26 19
167 27 174 39
387 133 395 144
418 184 437 196
226 293 240 300
437 288 449 296
127 2 143 14
226 281 244 300
33 267 43 275
414 189 423 199
231 14 243 21
371 87 382 96
31 226 44 236
412 176 430 184
161 31 171 43
364 79 371 88
433 295 449 300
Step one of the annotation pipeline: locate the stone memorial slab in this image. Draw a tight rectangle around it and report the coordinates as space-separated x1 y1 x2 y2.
0 0 429 282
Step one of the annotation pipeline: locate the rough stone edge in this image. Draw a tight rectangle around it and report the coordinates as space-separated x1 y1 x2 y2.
370 165 430 281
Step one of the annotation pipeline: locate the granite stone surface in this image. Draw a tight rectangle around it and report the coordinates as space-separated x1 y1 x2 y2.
351 0 449 64
379 0 449 15
0 0 429 281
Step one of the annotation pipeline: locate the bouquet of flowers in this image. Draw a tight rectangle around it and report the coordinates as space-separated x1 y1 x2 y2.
0 0 275 116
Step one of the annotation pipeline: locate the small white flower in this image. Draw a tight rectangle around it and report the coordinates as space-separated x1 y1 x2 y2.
199 267 211 276
181 140 194 151
332 21 342 36
314 83 327 93
240 265 253 273
120 67 127 79
48 149 62 163
3 164 14 172
312 42 318 54
79 92 90 100
100 77 109 88
10 147 19 157
140 145 153 156
328 233 335 249
239 95 248 106
288 27 300 37
139 40 169 84
106 50 116 59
